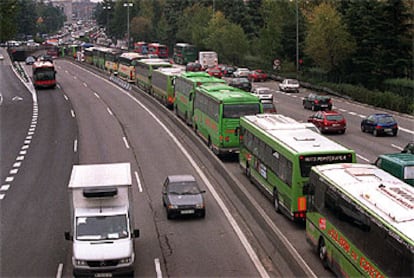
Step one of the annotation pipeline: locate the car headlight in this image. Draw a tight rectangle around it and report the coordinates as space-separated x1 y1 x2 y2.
75 260 87 266
196 203 205 209
168 204 178 209
119 257 132 264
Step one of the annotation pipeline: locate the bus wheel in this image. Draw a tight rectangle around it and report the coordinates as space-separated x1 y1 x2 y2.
318 238 328 269
273 189 281 213
208 137 214 152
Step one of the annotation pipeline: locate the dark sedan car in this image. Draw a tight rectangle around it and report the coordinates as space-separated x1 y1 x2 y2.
228 77 252 92
303 93 332 111
361 113 398 136
162 175 206 219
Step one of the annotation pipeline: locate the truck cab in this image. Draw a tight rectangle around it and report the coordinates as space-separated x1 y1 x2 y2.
65 163 139 277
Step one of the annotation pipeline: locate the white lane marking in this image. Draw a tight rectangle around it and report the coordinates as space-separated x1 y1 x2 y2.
24 140 31 144
122 137 130 149
94 92 100 99
154 258 162 278
19 150 27 155
0 194 4 200
28 131 34 136
357 154 370 163
57 84 61 89
56 263 63 278
74 76 77 80
134 171 142 192
69 62 270 277
391 144 403 151
16 156 24 161
29 128 35 132
5 177 14 183
26 136 32 140
400 127 414 135
71 109 75 118
22 145 29 150
107 107 113 116
1 185 10 191
13 162 22 168
83 82 87 87
74 139 78 153
63 94 69 101
10 169 18 175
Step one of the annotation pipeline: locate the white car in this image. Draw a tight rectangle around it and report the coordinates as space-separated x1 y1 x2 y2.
0 54 4 60
279 79 300 93
251 87 273 101
233 68 251 78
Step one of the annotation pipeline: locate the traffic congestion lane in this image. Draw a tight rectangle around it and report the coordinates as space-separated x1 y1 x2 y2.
252 81 414 162
56 60 264 277
0 64 77 276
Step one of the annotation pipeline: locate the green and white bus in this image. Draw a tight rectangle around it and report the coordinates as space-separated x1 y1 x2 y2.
173 43 197 65
92 46 109 70
239 114 356 221
193 83 262 156
305 163 413 277
135 58 171 93
118 52 147 83
174 72 225 125
151 67 186 109
104 48 122 75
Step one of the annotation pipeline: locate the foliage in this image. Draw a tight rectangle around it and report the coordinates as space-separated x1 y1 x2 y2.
304 2 356 72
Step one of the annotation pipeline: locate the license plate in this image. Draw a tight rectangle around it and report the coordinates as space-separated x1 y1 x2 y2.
332 124 339 127
321 104 328 107
181 209 195 214
95 273 112 278
384 128 392 132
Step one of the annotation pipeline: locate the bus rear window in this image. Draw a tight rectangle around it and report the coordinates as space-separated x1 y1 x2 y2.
299 154 354 177
223 104 261 118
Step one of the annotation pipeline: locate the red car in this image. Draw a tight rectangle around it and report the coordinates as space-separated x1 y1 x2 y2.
248 69 268 82
307 110 346 134
206 67 223 78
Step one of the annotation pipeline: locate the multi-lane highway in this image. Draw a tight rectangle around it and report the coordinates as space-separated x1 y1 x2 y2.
1 50 413 277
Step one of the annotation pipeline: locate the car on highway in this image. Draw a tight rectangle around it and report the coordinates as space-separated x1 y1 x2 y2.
232 67 251 78
162 175 206 219
402 142 414 154
261 100 277 114
251 87 273 101
205 66 223 78
218 64 236 77
0 53 4 60
248 69 268 82
302 93 333 111
307 110 346 134
227 77 252 92
25 56 36 65
185 62 202 72
361 113 398 136
279 78 300 93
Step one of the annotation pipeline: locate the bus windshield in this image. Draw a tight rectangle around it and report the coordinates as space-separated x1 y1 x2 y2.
299 154 354 177
33 68 55 80
223 104 261 118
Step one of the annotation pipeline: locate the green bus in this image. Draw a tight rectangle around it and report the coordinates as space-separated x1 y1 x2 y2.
374 152 414 186
304 163 413 277
83 47 95 65
173 43 197 65
174 72 225 125
92 47 109 70
239 114 356 221
151 67 186 109
193 83 262 156
135 58 172 93
104 48 122 75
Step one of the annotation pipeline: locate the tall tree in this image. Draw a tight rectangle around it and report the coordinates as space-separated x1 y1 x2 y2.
0 0 19 41
16 0 37 39
304 2 356 72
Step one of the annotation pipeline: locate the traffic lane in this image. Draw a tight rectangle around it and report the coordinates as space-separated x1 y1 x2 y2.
259 82 412 162
0 85 76 277
57 61 262 277
0 63 33 184
223 161 334 277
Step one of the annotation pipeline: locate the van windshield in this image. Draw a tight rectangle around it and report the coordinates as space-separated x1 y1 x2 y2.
76 215 129 241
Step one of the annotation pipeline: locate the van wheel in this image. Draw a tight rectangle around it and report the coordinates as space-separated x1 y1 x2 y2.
318 238 329 269
245 163 251 179
273 189 281 213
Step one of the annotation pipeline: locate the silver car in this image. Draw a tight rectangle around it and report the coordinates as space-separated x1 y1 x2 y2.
162 175 206 219
251 87 273 101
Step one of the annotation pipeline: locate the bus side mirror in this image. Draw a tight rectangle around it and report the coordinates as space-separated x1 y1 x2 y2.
64 231 73 241
303 184 314 195
133 229 140 238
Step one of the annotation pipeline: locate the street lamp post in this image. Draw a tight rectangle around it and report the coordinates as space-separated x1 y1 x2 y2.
295 0 299 78
103 5 111 34
123 2 133 50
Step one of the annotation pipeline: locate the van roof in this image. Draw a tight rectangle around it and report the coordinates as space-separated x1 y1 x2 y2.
379 153 414 165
